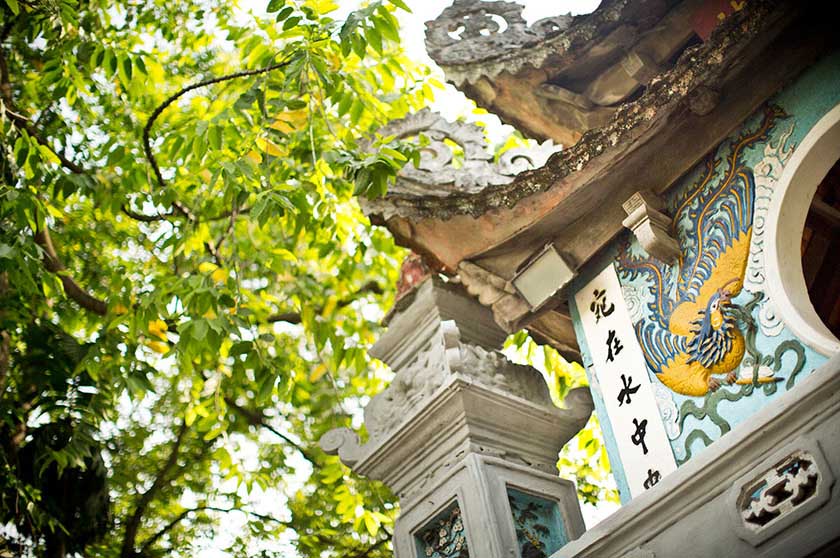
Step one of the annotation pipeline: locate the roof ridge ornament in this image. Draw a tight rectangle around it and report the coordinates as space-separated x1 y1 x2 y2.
360 109 560 217
425 0 573 70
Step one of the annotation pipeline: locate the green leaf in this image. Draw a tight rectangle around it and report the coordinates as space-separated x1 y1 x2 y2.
351 34 366 59
191 319 209 341
275 5 293 20
209 125 223 150
13 137 28 167
118 54 132 82
103 49 117 77
363 512 379 537
365 26 383 54
134 56 147 75
4 0 19 15
203 426 224 441
389 0 411 12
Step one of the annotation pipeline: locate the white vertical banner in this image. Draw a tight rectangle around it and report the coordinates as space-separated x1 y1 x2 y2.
575 264 677 497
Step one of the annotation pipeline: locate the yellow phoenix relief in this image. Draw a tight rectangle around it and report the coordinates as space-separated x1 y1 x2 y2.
618 106 786 397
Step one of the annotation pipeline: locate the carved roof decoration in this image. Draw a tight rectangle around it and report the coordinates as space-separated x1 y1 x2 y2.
426 0 702 149
360 108 560 219
425 0 575 83
425 0 670 86
358 0 827 359
364 0 778 222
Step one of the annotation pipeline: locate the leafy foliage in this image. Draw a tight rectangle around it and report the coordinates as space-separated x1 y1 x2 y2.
0 0 614 556
0 0 428 556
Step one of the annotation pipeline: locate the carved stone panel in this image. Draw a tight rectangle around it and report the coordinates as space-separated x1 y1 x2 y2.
726 439 835 547
414 501 469 558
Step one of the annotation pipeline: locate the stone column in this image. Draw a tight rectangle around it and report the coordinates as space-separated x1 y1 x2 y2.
320 278 593 558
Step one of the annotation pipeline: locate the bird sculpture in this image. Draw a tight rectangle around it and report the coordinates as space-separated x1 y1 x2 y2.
618 106 785 397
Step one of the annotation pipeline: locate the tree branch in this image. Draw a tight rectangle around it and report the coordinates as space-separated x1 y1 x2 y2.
121 205 173 223
142 55 294 200
138 505 287 555
34 226 108 316
267 280 384 324
224 396 317 464
212 201 239 257
0 272 9 397
120 421 189 558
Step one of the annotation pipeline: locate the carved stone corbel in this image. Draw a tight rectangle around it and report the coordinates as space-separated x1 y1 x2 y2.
457 260 531 332
621 191 680 263
319 427 363 467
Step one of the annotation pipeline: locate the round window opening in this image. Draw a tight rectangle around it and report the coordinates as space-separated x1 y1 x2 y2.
801 157 840 340
766 103 840 356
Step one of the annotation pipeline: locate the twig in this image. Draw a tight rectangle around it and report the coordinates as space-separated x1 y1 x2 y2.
267 280 384 324
34 226 108 315
143 55 295 199
212 201 239 256
120 421 189 558
121 205 173 223
139 505 287 554
224 396 317 464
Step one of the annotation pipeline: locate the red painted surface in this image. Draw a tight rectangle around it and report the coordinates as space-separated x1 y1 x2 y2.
692 0 745 41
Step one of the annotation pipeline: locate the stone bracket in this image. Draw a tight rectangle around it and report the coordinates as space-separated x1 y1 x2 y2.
621 190 680 263
319 427 363 468
457 260 532 332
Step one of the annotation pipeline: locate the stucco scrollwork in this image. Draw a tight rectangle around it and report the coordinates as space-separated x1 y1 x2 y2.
424 0 571 69
318 427 363 467
653 383 680 440
363 340 447 440
744 122 795 338
363 109 559 201
361 319 553 444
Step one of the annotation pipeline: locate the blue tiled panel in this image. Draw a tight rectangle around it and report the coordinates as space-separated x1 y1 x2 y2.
507 487 568 557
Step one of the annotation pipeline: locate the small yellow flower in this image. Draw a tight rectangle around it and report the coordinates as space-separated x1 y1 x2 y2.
148 319 168 341
112 303 128 315
146 340 168 354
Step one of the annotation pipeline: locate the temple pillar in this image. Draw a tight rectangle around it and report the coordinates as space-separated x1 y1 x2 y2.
320 278 594 557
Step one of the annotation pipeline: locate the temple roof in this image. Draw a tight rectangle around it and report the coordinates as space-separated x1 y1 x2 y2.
363 0 832 357
425 0 695 145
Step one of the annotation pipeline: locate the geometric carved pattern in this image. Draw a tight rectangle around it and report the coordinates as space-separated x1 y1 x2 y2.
726 437 836 548
740 450 819 529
